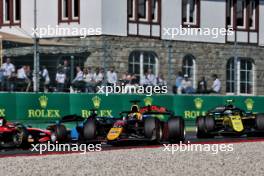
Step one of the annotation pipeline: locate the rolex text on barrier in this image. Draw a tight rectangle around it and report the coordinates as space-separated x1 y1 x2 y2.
0 93 262 126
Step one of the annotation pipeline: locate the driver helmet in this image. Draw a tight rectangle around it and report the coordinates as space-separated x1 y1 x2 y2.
131 105 139 113
224 110 232 115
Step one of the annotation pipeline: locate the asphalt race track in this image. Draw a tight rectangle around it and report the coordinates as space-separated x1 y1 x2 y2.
1 131 264 176
1 131 264 157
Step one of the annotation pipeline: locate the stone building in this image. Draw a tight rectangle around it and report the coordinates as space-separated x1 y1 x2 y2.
1 0 264 95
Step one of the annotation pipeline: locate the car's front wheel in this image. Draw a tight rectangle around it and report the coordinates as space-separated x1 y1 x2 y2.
255 114 264 130
50 124 68 143
83 118 97 140
196 116 215 138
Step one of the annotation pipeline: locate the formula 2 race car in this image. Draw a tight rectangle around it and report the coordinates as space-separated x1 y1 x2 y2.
47 111 116 143
104 103 185 144
196 100 264 138
0 117 51 148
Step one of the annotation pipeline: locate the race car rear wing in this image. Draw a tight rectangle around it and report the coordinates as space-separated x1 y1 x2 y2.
60 115 85 123
142 111 174 116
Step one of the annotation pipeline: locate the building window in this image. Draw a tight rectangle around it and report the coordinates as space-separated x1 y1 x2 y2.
226 58 235 93
143 52 156 74
129 51 141 78
240 59 253 94
1 0 21 25
226 58 254 95
14 0 20 22
128 0 135 20
249 0 256 30
59 0 80 23
3 0 10 22
236 0 246 29
128 51 158 82
182 0 200 27
151 0 159 22
72 0 79 19
138 0 148 20
226 0 233 27
128 0 160 23
182 54 196 86
226 0 258 31
62 0 69 19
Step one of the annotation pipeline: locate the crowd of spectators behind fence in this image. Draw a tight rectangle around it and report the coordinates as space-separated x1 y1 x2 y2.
0 58 221 94
174 72 221 94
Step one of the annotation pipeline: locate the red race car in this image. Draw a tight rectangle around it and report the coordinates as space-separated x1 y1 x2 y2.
0 117 51 148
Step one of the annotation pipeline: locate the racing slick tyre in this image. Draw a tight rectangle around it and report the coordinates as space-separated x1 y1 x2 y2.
144 117 162 143
196 116 215 138
83 118 97 140
168 116 185 143
50 125 68 143
13 124 29 148
255 114 264 135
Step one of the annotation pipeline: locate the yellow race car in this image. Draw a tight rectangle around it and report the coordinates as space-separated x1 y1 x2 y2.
196 101 264 138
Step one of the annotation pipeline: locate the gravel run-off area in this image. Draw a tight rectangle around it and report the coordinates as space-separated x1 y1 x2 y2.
0 142 264 176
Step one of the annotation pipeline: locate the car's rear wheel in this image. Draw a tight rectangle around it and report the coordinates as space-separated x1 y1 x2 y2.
168 116 185 143
196 116 215 138
83 118 97 140
144 117 162 143
50 124 68 143
13 124 28 148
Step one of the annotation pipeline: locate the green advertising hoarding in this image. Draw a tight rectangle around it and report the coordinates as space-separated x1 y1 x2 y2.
0 94 16 120
173 96 263 121
15 93 70 121
0 93 263 126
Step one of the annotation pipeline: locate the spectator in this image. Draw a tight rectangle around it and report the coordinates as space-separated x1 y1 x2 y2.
1 58 15 91
211 74 221 93
72 66 84 92
107 67 117 86
17 65 29 92
140 73 149 87
181 74 195 94
156 74 167 86
197 76 207 94
83 67 96 93
41 66 50 92
126 73 133 85
55 67 66 92
62 60 71 89
146 69 156 85
25 66 32 92
130 74 138 85
119 72 128 85
175 71 183 94
94 68 104 87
